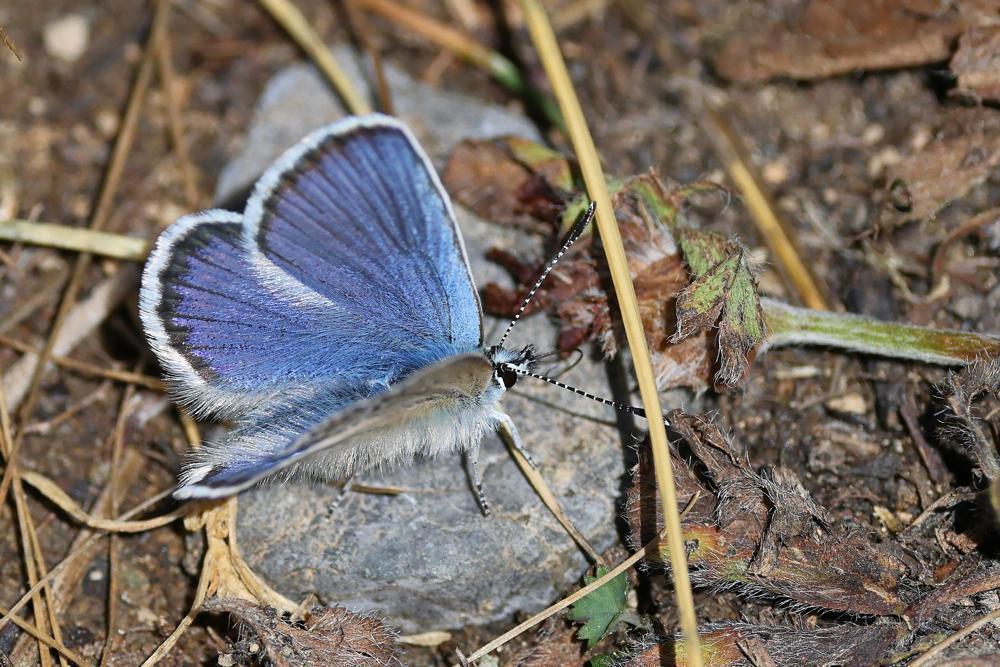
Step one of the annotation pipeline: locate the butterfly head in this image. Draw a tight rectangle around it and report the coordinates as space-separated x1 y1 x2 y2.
486 344 538 390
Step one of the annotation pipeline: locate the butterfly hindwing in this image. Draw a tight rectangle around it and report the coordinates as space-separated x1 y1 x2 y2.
176 354 497 498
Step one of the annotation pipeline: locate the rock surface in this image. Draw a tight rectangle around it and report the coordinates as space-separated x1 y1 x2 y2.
227 49 631 633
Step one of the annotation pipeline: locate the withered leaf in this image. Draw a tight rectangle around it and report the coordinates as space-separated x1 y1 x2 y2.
625 412 915 616
951 25 1000 102
202 598 402 667
714 0 968 83
619 622 903 667
883 109 1000 223
443 137 571 232
454 136 762 389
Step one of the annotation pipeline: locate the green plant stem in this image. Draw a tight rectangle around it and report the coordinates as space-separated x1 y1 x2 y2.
762 298 1000 365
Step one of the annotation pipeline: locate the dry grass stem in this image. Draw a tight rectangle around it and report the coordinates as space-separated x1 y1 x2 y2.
154 24 200 208
2 0 170 542
256 0 370 115
0 220 149 261
516 1 702 663
0 333 162 390
0 21 22 61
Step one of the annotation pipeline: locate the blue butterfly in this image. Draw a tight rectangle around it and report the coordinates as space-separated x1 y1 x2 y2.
140 113 592 507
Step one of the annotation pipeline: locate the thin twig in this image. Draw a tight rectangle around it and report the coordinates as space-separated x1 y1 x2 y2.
342 0 394 115
256 0 370 115
100 375 139 665
0 334 164 392
501 424 603 565
0 21 23 61
20 471 183 532
929 206 1000 299
700 98 829 311
353 0 564 130
515 2 702 664
909 607 1000 667
154 23 200 208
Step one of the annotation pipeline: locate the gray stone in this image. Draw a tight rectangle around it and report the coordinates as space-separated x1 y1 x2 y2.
229 48 630 633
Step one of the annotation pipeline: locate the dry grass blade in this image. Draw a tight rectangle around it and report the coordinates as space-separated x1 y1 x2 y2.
0 604 86 666
0 266 145 414
0 220 149 261
0 379 58 667
256 0 370 115
155 24 199 208
502 425 603 565
0 484 175 635
700 100 829 311
515 1 702 664
20 470 183 532
2 0 169 511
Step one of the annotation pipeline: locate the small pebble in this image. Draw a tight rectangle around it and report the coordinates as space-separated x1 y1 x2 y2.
43 14 90 63
826 392 868 415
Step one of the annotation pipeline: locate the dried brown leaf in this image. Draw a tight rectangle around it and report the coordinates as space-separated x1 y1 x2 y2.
884 111 1000 223
952 25 1000 102
714 0 967 83
202 598 402 667
618 622 902 667
624 412 915 615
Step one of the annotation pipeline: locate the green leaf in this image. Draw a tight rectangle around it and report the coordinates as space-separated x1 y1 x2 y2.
567 566 630 649
588 654 617 667
673 228 766 386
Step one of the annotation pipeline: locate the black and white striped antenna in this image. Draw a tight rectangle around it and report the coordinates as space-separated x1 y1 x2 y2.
506 365 671 427
494 202 596 349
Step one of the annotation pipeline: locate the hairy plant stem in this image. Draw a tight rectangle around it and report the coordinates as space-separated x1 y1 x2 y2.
762 298 1000 365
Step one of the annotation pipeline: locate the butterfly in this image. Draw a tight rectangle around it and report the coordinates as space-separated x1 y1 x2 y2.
139 113 596 509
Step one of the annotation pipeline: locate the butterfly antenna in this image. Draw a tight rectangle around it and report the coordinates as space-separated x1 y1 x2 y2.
507 365 671 426
495 202 596 349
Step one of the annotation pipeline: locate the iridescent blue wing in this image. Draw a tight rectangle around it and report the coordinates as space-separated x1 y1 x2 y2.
139 114 483 419
245 114 482 354
174 354 495 499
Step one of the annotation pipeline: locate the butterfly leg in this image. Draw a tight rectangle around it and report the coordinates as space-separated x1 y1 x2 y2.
495 412 537 468
326 476 355 516
464 440 491 516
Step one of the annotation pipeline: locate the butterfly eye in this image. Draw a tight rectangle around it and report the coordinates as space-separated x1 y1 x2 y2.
499 366 518 389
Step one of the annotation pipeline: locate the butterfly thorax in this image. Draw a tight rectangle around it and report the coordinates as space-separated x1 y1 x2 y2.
485 344 538 391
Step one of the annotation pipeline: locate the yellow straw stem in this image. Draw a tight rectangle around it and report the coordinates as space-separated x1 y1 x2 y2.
516 1 702 664
256 0 371 115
